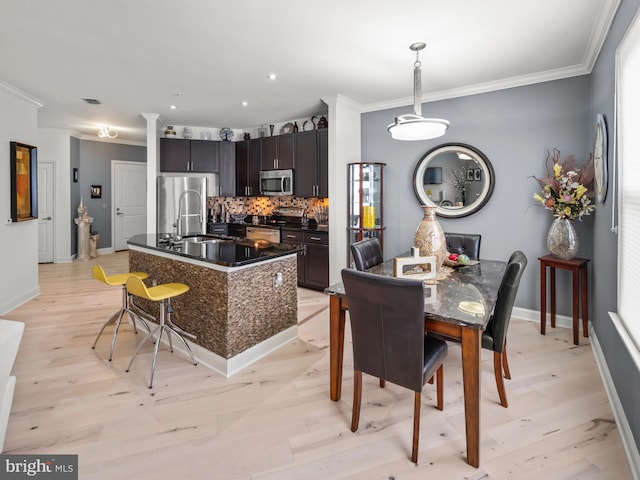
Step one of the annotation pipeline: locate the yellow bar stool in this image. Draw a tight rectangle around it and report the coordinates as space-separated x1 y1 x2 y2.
91 265 152 361
125 276 197 388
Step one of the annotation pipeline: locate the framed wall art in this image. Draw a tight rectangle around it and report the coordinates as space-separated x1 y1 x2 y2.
10 141 38 222
466 168 474 181
90 185 102 198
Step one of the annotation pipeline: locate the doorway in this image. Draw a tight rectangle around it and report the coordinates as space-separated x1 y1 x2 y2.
112 161 147 251
37 162 54 263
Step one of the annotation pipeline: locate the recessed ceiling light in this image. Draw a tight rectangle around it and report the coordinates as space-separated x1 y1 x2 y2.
170 105 177 110
241 101 249 107
267 74 277 80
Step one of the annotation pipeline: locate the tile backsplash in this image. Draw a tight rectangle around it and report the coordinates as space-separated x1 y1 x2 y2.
207 196 329 218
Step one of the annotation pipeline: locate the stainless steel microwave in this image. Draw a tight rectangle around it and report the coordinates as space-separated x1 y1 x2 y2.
259 169 294 196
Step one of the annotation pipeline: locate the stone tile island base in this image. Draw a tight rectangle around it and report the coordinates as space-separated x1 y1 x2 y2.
129 249 298 377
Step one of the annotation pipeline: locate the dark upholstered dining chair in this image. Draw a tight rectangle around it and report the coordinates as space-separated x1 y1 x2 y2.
350 237 383 271
444 233 481 260
482 250 527 407
341 268 448 464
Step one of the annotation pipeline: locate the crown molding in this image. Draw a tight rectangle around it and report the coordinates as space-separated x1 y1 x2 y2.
361 64 590 113
78 134 146 147
0 80 45 107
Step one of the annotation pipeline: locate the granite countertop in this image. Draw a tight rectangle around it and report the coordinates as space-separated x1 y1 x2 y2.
326 257 506 330
127 234 302 268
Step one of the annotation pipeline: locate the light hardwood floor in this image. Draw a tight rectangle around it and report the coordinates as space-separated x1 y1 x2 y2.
1 251 632 479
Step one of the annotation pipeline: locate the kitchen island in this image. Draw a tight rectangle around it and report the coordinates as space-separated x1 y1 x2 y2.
127 234 301 377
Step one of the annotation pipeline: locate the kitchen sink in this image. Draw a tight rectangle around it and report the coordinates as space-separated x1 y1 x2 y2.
183 235 227 244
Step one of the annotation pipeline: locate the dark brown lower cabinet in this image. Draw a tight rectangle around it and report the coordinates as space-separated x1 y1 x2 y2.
282 229 329 290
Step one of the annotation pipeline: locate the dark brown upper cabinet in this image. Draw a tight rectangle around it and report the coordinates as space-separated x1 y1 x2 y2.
261 134 294 170
160 138 219 173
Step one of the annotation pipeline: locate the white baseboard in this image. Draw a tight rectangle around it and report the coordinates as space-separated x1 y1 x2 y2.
137 317 298 378
590 317 640 480
513 307 639 476
512 306 575 330
0 287 40 316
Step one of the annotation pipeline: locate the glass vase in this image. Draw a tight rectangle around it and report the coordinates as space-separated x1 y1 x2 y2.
547 217 579 260
413 205 447 268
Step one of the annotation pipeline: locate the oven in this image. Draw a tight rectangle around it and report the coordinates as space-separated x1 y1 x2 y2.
246 226 281 244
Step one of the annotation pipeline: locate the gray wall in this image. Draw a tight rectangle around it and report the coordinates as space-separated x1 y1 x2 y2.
362 76 592 314
363 0 640 453
76 140 146 251
590 0 640 455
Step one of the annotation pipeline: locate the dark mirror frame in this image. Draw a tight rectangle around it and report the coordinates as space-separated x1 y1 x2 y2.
413 143 495 218
10 141 38 223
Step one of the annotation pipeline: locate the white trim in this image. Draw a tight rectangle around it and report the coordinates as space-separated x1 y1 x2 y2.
0 286 40 316
591 314 640 479
361 65 590 114
78 135 146 147
136 317 297 378
0 80 45 107
512 306 576 330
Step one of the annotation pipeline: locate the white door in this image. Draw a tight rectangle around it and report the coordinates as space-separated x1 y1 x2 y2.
37 162 54 263
113 161 147 251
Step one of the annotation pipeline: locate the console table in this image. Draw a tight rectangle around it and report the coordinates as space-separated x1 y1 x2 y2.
539 255 589 345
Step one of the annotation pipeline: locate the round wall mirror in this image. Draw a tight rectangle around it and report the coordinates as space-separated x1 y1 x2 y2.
413 143 495 218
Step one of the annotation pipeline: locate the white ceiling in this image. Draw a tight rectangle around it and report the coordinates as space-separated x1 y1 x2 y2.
1 0 620 143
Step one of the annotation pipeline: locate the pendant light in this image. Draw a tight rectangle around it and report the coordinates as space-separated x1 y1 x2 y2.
387 43 449 141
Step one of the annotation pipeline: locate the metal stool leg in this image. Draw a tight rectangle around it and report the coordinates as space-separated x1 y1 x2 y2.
124 289 153 335
126 325 160 375
148 325 165 389
125 283 197 388
93 284 154 361
165 298 197 366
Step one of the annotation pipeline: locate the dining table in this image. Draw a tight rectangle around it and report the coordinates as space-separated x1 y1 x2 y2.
324 255 507 468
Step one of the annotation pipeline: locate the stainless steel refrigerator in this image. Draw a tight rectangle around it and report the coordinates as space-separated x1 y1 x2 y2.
157 175 218 236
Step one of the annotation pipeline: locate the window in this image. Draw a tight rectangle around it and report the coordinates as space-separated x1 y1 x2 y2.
616 11 640 347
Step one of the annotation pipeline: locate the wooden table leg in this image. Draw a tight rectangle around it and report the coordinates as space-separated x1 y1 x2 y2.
461 327 481 468
540 261 546 335
581 265 589 338
572 267 579 345
329 294 346 401
550 266 556 328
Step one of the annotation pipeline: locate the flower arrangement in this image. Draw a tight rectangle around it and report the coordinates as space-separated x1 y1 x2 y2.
533 148 595 220
450 167 471 193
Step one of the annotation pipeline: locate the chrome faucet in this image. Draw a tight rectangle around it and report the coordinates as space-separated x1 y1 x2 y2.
174 189 202 237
